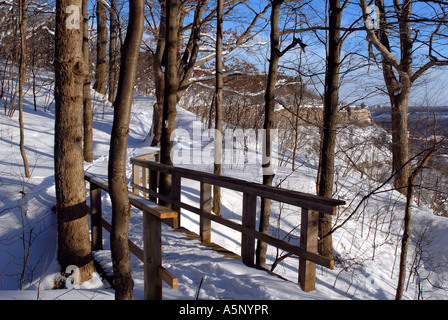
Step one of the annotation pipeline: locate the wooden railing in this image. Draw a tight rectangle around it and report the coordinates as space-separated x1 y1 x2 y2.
85 161 179 300
130 153 346 293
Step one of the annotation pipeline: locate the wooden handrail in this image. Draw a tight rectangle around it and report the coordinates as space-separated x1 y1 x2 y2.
130 157 345 215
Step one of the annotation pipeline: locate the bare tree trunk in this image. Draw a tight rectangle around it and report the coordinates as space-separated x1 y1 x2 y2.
18 0 30 178
108 0 118 103
256 0 282 268
255 0 306 267
378 0 412 195
159 0 180 198
150 0 166 147
213 0 223 216
82 0 93 163
292 90 303 172
94 0 107 95
176 0 208 99
390 91 410 194
396 147 436 300
317 0 342 260
108 0 145 300
361 0 428 196
54 0 95 283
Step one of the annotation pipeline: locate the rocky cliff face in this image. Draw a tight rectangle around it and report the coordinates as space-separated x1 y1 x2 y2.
276 105 373 127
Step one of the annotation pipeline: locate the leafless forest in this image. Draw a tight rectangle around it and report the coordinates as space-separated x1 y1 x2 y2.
1 0 447 300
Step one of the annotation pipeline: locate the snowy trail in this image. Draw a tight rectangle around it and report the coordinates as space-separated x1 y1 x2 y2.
1 82 447 300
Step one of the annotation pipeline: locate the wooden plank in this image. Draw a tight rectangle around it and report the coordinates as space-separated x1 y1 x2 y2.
134 152 159 161
241 193 256 266
100 218 111 233
128 192 177 220
144 213 162 300
141 166 148 190
166 173 181 228
89 183 103 251
149 169 158 202
200 182 212 244
172 174 181 215
299 208 319 292
158 266 178 289
129 240 144 262
132 164 139 195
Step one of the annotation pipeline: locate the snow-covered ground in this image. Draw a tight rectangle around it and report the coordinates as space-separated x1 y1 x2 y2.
0 74 447 300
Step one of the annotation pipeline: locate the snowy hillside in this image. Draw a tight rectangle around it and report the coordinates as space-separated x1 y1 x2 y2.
0 74 447 300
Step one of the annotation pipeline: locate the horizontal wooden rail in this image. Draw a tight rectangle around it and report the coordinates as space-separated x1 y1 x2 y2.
159 266 178 290
130 158 344 215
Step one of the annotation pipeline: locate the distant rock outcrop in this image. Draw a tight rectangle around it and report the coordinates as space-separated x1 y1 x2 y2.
276 104 373 126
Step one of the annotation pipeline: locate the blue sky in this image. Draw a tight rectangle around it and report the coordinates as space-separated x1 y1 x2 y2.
87 0 448 106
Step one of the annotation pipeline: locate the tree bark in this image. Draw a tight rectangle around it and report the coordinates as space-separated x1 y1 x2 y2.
390 91 410 194
94 0 107 95
316 0 342 260
18 0 30 178
380 0 412 195
361 0 416 195
54 0 95 283
82 0 93 162
213 0 223 216
150 0 166 147
256 0 282 268
159 0 180 199
108 0 119 103
108 0 145 300
255 0 306 267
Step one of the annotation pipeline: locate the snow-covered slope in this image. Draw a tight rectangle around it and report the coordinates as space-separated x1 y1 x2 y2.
0 76 447 300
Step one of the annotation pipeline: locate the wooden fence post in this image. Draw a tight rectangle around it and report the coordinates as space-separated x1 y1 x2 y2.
241 193 256 266
171 173 181 228
90 182 103 251
141 166 148 191
299 208 319 292
143 212 162 300
132 163 139 195
200 181 212 243
149 168 158 203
